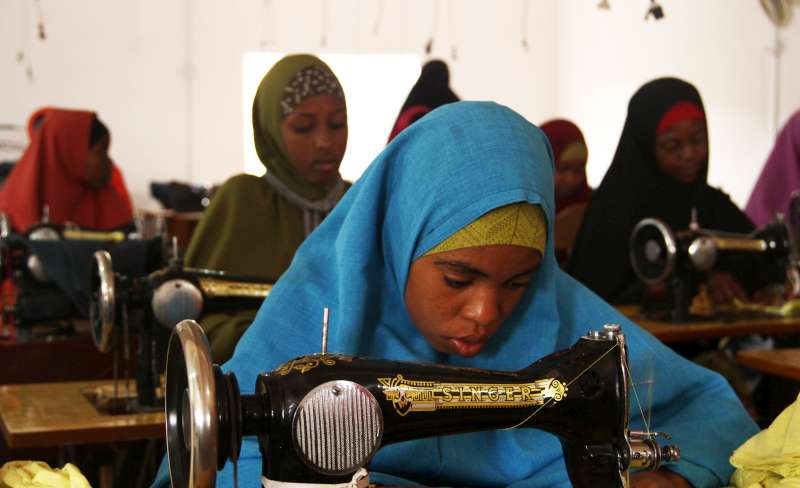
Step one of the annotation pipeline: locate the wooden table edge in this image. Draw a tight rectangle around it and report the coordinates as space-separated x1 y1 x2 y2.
4 422 165 449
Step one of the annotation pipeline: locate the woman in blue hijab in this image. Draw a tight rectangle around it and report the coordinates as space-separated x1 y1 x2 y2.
153 102 755 488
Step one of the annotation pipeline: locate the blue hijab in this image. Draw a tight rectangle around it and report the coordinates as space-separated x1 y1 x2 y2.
153 102 755 488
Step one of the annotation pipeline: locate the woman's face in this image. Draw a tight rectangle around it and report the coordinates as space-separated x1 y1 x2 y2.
654 119 708 185
280 94 348 185
554 156 586 200
84 134 112 189
404 244 542 358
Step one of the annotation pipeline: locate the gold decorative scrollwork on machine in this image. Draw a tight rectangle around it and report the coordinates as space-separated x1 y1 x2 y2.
62 229 126 242
198 277 273 298
274 354 354 376
378 374 567 416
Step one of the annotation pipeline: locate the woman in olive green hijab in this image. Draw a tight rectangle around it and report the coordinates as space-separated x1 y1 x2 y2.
184 54 349 361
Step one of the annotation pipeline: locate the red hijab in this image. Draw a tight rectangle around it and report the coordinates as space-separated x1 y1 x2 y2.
387 105 432 142
0 108 133 232
540 119 592 213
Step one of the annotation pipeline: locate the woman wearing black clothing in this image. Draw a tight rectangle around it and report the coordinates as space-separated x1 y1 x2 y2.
568 77 755 305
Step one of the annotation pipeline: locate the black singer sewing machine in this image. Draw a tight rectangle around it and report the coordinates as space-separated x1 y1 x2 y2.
89 250 274 409
0 210 157 330
629 215 793 322
165 320 680 488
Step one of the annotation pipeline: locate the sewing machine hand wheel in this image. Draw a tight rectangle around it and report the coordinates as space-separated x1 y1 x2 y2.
90 251 116 353
166 320 242 488
630 218 677 285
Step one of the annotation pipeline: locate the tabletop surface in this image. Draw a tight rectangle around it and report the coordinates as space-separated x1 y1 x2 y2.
736 348 800 381
0 379 164 448
616 305 800 343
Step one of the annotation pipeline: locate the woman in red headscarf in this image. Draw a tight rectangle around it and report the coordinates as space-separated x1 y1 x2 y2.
0 108 133 233
541 119 592 265
541 119 592 214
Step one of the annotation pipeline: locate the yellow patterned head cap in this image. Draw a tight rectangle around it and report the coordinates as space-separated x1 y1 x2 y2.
425 203 547 256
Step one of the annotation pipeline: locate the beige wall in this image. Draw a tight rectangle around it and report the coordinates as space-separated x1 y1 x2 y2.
0 0 558 208
555 0 800 207
1 0 798 209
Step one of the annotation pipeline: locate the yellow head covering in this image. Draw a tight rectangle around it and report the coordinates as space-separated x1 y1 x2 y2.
425 203 547 256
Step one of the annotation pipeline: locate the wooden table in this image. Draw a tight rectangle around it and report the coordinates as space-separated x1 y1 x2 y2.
736 349 800 381
0 333 122 385
0 380 164 448
617 305 800 343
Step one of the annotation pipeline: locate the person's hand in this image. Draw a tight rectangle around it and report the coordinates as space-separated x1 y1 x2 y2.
751 285 783 306
644 282 668 301
630 470 692 487
706 271 748 305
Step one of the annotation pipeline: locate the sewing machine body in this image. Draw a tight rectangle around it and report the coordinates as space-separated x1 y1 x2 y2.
89 252 273 407
630 216 792 321
166 321 678 488
0 213 135 327
256 336 626 485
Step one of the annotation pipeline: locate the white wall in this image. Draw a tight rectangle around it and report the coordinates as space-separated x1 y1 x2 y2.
1 1 798 209
0 0 557 208
555 0 800 208
1 1 191 208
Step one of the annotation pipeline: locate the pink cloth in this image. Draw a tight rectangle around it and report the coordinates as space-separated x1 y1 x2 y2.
746 110 800 226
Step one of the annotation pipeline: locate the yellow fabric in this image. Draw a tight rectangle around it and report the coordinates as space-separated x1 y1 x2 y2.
425 203 546 255
0 462 91 488
732 298 800 318
729 393 800 487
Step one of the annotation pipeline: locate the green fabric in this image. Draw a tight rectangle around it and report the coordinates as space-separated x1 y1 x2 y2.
200 310 259 364
184 174 343 363
184 174 304 278
185 175 298 362
253 53 343 201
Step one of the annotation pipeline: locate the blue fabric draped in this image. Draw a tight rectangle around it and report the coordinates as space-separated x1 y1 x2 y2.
152 101 756 488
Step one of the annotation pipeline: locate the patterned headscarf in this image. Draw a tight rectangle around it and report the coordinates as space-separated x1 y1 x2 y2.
252 54 348 234
425 203 546 255
279 65 344 118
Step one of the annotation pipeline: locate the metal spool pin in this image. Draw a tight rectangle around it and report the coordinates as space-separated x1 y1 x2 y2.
0 212 10 239
0 215 9 339
322 307 330 353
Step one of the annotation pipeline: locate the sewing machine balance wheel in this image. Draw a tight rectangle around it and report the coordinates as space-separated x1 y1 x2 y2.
630 217 677 285
90 250 116 353
166 319 243 488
